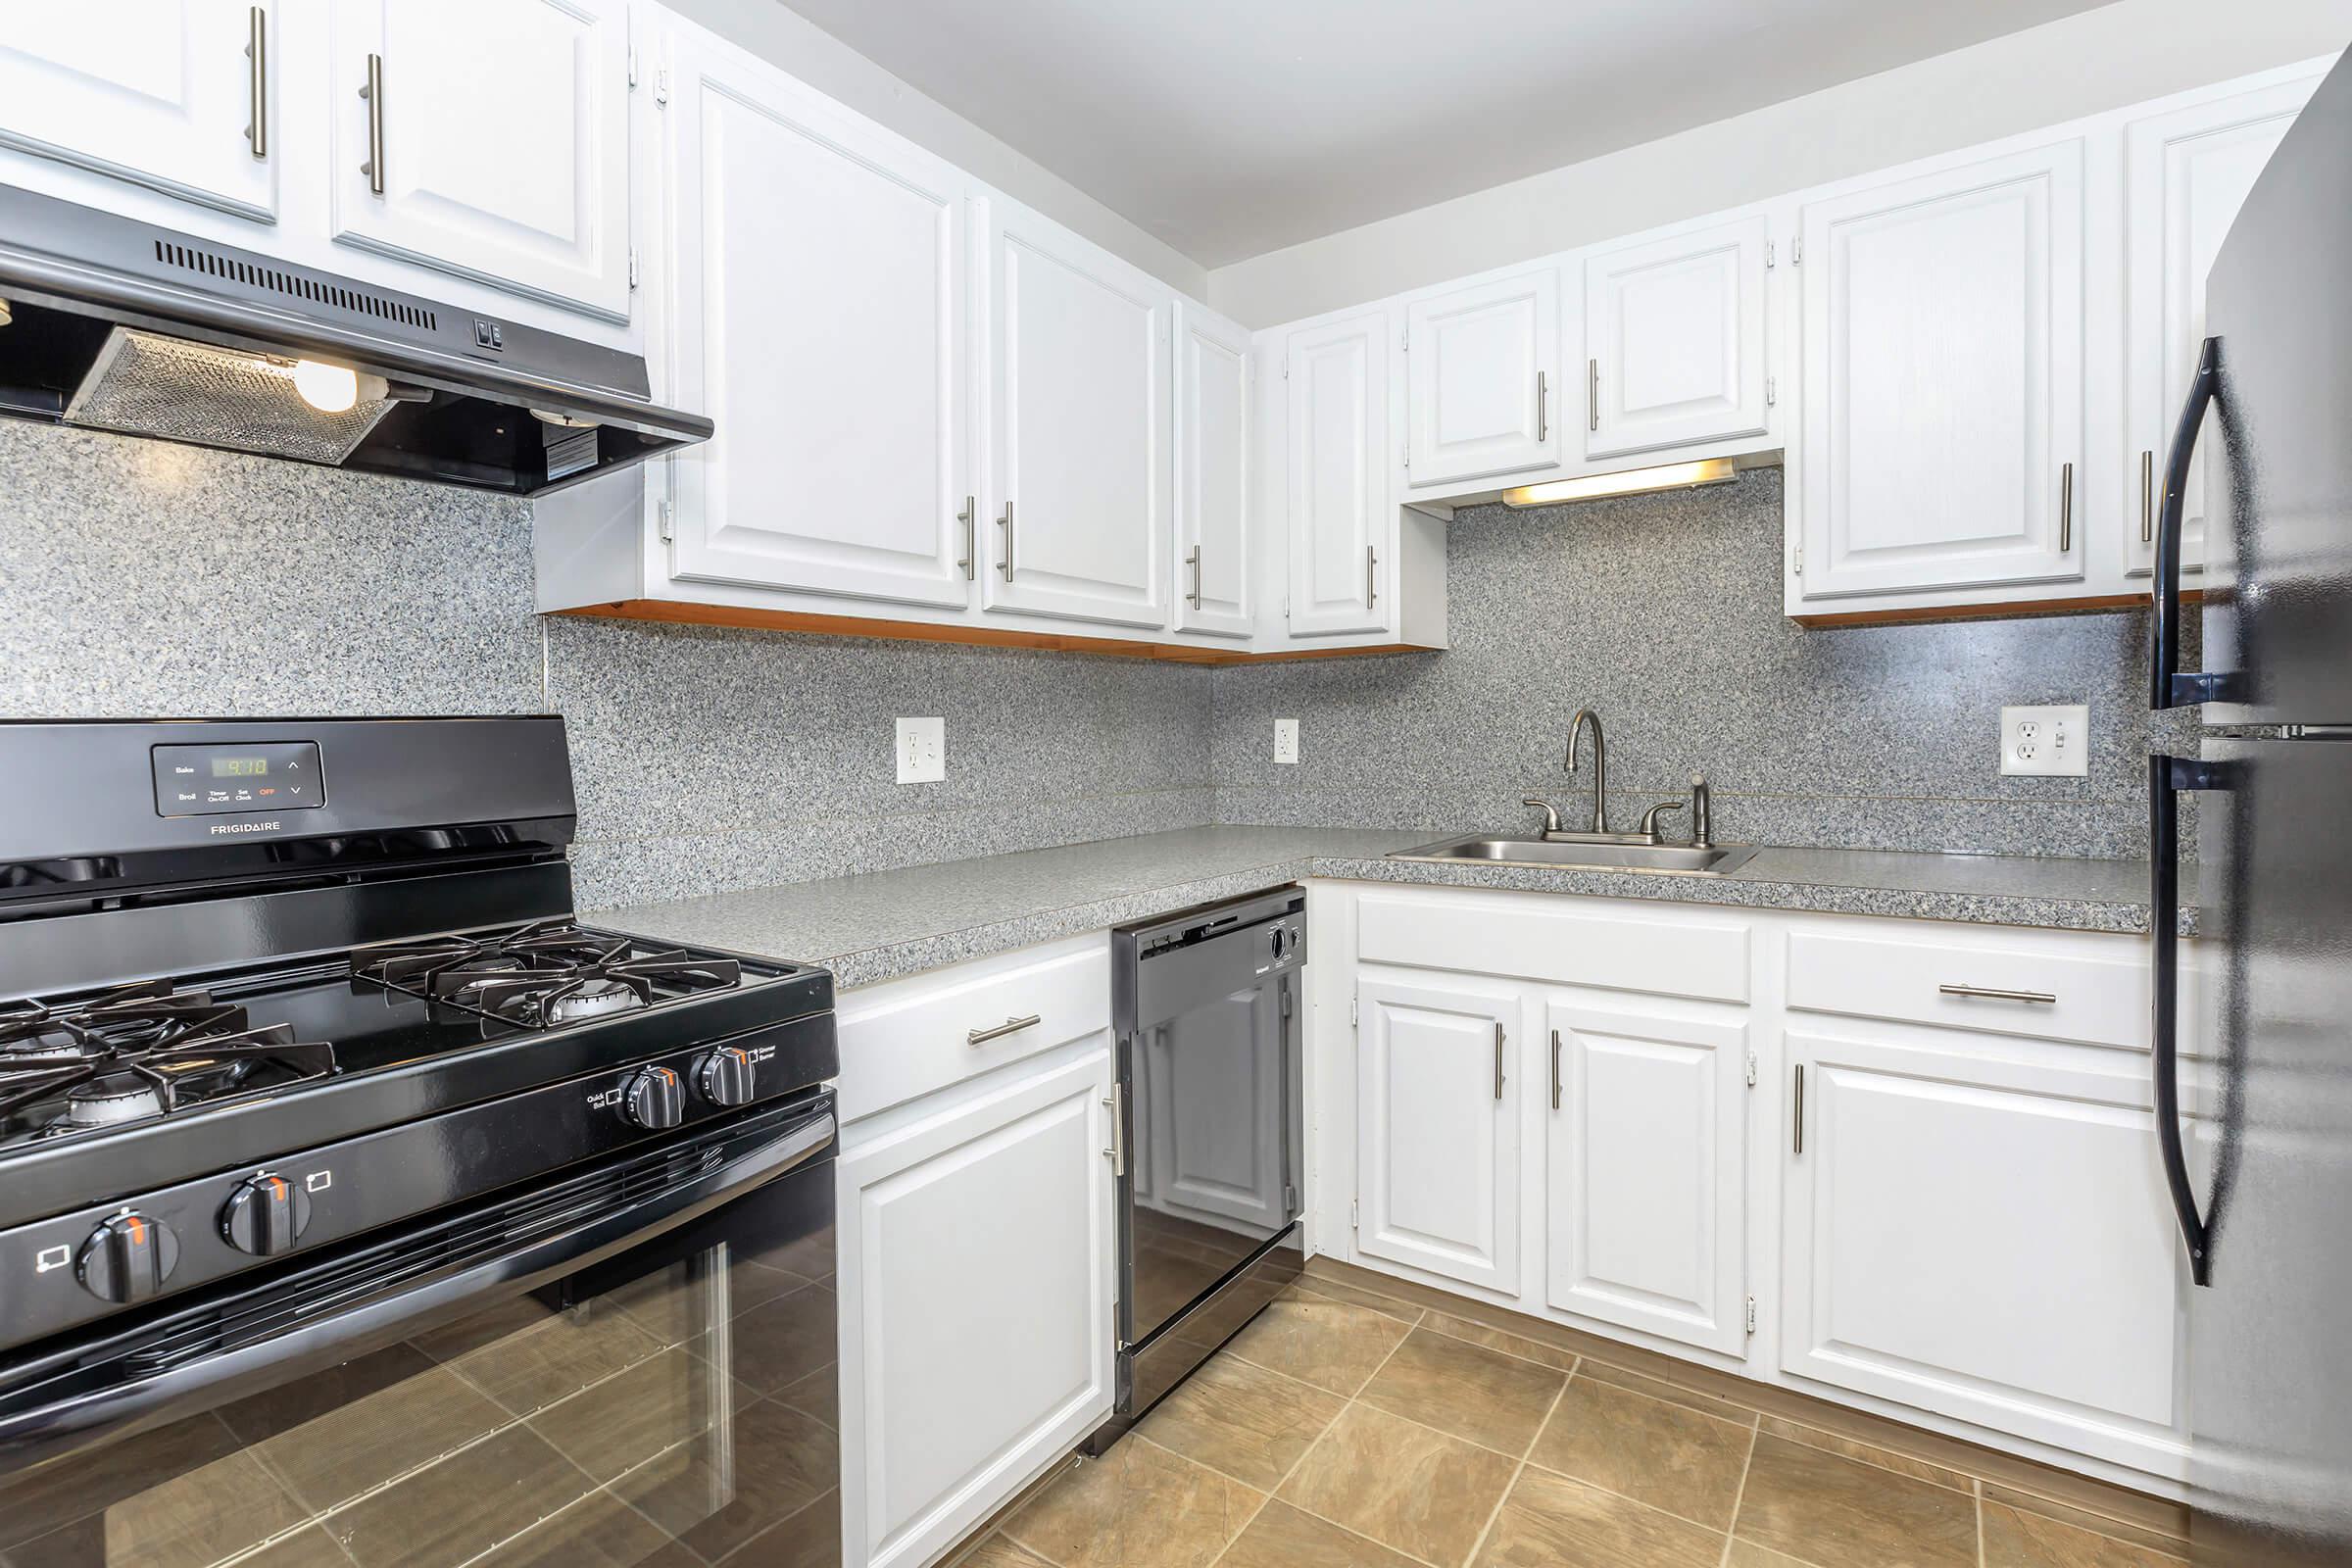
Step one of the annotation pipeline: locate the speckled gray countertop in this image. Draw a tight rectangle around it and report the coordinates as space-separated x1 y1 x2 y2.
596 825 2186 990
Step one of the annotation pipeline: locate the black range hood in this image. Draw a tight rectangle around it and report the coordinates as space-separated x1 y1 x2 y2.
0 183 710 496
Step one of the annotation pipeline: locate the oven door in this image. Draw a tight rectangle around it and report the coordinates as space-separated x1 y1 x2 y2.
0 1093 839 1568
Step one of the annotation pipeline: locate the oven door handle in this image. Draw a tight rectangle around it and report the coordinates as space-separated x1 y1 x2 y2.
0 1106 834 1473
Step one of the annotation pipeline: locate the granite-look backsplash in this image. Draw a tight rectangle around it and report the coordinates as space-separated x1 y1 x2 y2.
0 423 1211 907
1211 468 2192 858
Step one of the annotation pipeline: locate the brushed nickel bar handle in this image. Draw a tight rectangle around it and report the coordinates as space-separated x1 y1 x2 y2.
996 502 1013 582
1102 1086 1125 1175
955 496 974 579
1536 370 1548 443
968 1013 1040 1046
1549 1028 1562 1111
359 53 384 194
1588 358 1600 432
2059 460 2075 553
2140 450 2155 544
1792 1064 1805 1155
1938 983 2058 1004
1494 1021 1506 1102
245 8 269 160
1366 545 1378 610
1186 546 1202 609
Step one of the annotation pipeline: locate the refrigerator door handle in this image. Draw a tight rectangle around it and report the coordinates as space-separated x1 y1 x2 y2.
2151 336 2242 710
2150 753 2227 1287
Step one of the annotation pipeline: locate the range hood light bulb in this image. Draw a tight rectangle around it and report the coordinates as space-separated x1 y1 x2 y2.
289 359 388 414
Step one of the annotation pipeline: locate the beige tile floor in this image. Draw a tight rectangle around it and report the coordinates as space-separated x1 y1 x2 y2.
954 1262 2190 1568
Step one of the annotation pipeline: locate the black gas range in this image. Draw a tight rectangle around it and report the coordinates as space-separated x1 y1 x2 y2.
0 717 840 1533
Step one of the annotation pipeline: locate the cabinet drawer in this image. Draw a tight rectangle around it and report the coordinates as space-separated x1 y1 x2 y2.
1786 928 2143 1048
1357 891 1748 1004
836 941 1110 1122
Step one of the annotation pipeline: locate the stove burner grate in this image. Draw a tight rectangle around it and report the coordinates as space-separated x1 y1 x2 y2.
353 919 742 1029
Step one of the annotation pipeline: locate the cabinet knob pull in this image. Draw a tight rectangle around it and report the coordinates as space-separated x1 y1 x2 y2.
1588 358 1600 433
967 1013 1041 1046
996 502 1014 582
1536 370 1548 443
1937 983 2057 1004
1494 1021 1505 1102
2059 460 2075 553
1549 1028 1562 1111
1102 1087 1126 1176
1186 546 1202 610
1366 544 1378 611
1792 1063 1805 1155
359 53 384 195
2140 450 2155 545
245 8 269 160
956 496 975 579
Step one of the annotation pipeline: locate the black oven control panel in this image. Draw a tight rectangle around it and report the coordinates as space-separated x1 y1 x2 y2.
150 741 325 817
0 1033 823 1353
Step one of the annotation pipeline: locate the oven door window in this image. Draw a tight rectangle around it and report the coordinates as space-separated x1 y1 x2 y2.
0 1181 839 1567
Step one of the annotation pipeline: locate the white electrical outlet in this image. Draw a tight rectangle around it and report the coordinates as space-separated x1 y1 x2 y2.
1273 718 1299 765
896 716 945 784
2000 704 2088 777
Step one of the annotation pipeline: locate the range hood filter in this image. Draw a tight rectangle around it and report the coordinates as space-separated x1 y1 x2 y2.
63 327 399 466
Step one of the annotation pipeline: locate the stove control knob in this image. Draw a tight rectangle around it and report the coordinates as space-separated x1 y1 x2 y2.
222 1174 313 1257
698 1047 757 1108
77 1212 179 1305
622 1065 686 1130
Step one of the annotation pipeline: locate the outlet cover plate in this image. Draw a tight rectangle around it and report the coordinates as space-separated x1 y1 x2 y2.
1274 718 1299 765
2000 704 2087 777
896 716 945 784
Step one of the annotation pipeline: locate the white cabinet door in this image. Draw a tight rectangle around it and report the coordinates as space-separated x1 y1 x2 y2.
838 1047 1115 1568
1173 301 1252 637
1404 268 1560 486
329 0 631 319
1782 1029 2180 1455
0 3 274 220
1286 310 1393 637
1585 215 1770 460
980 196 1172 629
1355 974 1520 1294
1544 1001 1747 1354
2125 75 2318 576
1796 141 2086 601
664 35 972 610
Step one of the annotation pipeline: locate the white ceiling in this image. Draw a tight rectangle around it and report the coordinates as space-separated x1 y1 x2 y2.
779 0 2115 268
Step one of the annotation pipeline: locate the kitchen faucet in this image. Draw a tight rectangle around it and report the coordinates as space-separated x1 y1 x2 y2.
1564 708 1608 835
1522 711 1703 847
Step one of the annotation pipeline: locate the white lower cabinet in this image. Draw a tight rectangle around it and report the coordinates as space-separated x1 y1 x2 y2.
1779 1025 2179 1454
837 1042 1115 1568
1354 972 1521 1294
1544 999 1748 1354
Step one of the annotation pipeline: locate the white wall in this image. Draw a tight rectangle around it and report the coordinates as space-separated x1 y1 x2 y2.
663 0 1208 299
1207 0 2352 326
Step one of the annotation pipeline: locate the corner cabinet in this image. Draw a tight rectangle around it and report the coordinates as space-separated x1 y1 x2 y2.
837 1042 1115 1568
1791 139 2087 608
326 0 634 320
662 29 975 611
979 195 1172 629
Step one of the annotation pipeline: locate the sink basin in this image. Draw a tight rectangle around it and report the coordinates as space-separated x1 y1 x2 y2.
1388 835 1760 876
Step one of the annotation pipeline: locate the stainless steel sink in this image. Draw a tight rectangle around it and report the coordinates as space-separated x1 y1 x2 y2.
1388 834 1760 876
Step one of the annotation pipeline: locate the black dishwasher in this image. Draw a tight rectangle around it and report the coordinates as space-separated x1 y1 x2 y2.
1091 887 1306 1450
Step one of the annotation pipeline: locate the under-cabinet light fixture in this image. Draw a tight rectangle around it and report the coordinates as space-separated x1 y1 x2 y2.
1501 456 1740 508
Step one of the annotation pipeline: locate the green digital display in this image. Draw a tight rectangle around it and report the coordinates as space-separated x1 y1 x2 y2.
212 757 270 777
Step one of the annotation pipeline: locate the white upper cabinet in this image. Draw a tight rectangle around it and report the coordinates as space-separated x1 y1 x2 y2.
1173 302 1253 637
663 31 973 610
0 3 275 220
980 196 1173 629
1286 310 1394 637
1403 267 1561 486
1794 140 2086 604
328 0 632 320
1544 999 1748 1355
1583 215 1771 460
2124 74 2319 576
1355 972 1521 1295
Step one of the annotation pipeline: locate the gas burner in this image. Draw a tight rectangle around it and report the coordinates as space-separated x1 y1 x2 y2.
353 920 741 1029
0 980 337 1138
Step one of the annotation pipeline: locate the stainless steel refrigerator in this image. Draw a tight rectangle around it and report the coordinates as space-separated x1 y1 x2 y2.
2149 44 2352 1567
